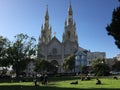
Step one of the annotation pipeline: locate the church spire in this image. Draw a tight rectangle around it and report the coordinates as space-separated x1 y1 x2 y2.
45 5 49 21
62 1 78 43
44 5 49 28
68 1 73 25
39 5 52 44
68 0 73 16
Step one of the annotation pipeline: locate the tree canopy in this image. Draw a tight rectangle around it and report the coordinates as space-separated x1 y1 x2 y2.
62 54 75 72
106 1 120 48
35 59 58 74
0 36 10 67
92 58 110 76
6 33 37 76
112 60 120 71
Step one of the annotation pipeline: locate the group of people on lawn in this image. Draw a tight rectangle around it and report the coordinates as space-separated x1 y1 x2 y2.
34 74 48 86
70 75 119 85
34 74 102 86
33 73 119 86
70 75 102 85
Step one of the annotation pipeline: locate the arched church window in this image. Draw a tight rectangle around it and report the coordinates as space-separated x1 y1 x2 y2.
43 37 45 42
42 30 45 35
51 60 58 66
68 19 71 23
52 48 57 54
68 31 70 39
89 61 91 64
48 35 50 41
81 55 84 59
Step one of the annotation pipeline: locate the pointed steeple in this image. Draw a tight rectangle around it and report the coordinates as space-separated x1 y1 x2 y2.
68 0 73 16
44 5 49 29
45 5 49 21
62 1 78 43
41 24 43 30
64 19 67 27
68 0 73 25
39 5 52 44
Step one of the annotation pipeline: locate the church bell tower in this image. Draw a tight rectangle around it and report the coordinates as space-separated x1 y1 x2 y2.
39 5 52 44
62 1 78 56
38 5 52 59
62 2 78 43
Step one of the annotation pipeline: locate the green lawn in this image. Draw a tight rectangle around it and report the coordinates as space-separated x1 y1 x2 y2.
0 76 120 90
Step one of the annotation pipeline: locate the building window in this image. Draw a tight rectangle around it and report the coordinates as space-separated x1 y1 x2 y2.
68 31 70 39
89 61 91 64
52 48 57 54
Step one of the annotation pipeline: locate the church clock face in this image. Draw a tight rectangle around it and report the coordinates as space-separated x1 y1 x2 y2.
52 48 57 54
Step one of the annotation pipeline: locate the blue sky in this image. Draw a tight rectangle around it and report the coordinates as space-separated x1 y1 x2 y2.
0 0 120 58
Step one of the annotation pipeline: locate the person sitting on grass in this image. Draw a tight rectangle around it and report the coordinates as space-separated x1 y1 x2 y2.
70 81 78 84
96 78 101 85
113 76 118 80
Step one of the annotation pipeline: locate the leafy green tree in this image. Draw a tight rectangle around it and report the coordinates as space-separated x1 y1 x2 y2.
80 66 88 74
0 35 10 67
112 61 120 71
106 1 120 48
92 58 110 76
62 58 68 72
7 33 36 77
51 60 59 73
35 59 57 73
62 55 75 72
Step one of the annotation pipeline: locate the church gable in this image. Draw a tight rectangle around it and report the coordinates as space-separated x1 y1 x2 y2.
47 37 62 55
75 50 86 56
48 36 61 45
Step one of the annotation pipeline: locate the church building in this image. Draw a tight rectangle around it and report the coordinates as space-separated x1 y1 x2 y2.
23 2 106 76
37 2 105 74
38 3 78 72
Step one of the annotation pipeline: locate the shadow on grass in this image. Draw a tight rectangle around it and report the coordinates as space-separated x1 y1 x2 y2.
0 85 119 90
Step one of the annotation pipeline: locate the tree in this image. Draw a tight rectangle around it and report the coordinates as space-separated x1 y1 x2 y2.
80 66 88 74
35 59 57 73
0 35 10 67
62 55 75 72
92 58 110 76
62 58 68 72
51 60 59 73
0 36 11 76
106 1 120 48
7 33 36 77
112 61 120 71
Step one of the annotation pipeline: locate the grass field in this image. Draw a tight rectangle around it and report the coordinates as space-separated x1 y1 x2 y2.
0 76 120 90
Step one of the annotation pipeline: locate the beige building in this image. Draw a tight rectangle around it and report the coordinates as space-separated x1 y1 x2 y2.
115 54 120 61
87 51 106 66
105 58 115 69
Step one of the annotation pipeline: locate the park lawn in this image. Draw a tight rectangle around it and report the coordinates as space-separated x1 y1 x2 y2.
52 78 120 89
0 77 120 90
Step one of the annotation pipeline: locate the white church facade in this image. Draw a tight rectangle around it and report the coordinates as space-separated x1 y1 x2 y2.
38 3 78 72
